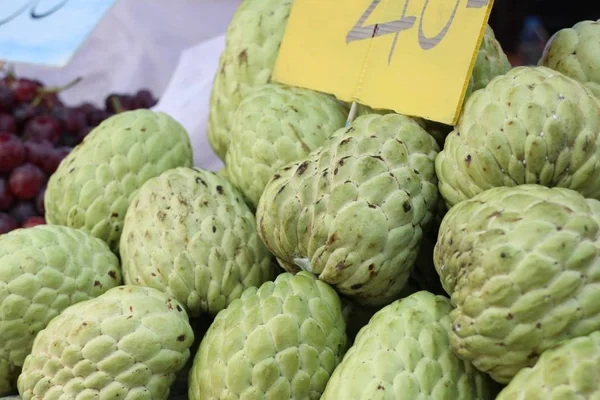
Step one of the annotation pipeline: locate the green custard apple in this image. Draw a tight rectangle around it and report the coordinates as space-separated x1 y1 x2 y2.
188 271 347 400
208 0 293 160
225 83 349 208
45 110 193 253
434 184 600 383
322 291 498 400
539 19 600 98
0 225 121 396
496 330 600 400
119 167 275 318
256 114 440 306
436 66 600 208
17 286 194 400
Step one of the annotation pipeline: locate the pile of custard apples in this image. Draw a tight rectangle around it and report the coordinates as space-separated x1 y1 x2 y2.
1 1 600 398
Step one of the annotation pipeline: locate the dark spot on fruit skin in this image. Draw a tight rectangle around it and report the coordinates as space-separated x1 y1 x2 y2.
276 185 286 196
238 49 248 63
557 226 562 231
340 137 351 145
448 239 453 245
212 226 216 233
157 211 166 221
491 210 502 218
141 128 146 132
82 322 87 326
129 306 133 312
111 212 119 218
94 281 101 287
368 203 376 209
273 174 281 180
216 185 224 194
500 252 506 258
377 385 384 390
297 161 309 176
536 323 541 328
368 264 375 271
69 168 75 173
177 334 186 342
176 305 182 312
327 234 336 245
371 155 384 161
507 313 513 320
108 271 117 279
338 158 346 166
127 315 133 320
336 263 346 271
346 127 354 133
465 154 472 164
528 352 538 359
402 202 411 212
351 283 363 290
151 272 157 277
334 168 339 175
291 106 299 113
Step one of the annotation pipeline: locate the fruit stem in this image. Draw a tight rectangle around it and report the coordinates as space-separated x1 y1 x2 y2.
346 101 358 126
31 76 83 108
110 96 125 114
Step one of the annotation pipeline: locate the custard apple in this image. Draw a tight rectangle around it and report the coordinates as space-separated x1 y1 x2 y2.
225 83 349 208
256 114 440 306
120 167 275 318
0 225 122 396
434 184 600 383
496 330 600 400
539 19 600 98
436 66 600 208
45 110 193 253
188 271 347 400
208 0 293 160
17 286 194 400
322 291 498 400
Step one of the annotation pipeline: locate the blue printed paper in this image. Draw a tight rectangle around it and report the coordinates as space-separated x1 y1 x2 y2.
0 0 117 67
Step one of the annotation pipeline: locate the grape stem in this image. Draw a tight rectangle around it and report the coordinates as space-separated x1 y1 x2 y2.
30 76 83 108
110 96 125 114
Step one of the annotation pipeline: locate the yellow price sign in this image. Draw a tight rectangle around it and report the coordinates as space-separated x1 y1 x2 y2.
273 0 494 125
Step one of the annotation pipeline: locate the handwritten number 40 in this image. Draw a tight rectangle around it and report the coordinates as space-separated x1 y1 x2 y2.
346 0 489 64
0 0 69 27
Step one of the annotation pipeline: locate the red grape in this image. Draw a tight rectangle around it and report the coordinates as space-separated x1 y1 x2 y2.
0 132 26 172
89 109 112 126
0 212 18 234
22 216 45 228
44 146 71 174
24 140 54 172
23 115 62 144
0 112 17 133
0 86 15 111
0 177 14 210
10 200 37 224
9 164 45 200
59 107 87 134
12 78 41 103
13 104 37 128
133 89 157 109
35 185 46 215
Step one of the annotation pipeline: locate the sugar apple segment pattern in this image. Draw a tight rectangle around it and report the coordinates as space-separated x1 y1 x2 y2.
45 110 193 253
496 330 600 400
0 225 122 396
119 167 275 318
436 66 600 208
188 271 347 400
321 291 497 400
225 82 349 208
208 0 293 160
17 286 194 400
539 19 600 98
434 184 600 383
256 114 440 306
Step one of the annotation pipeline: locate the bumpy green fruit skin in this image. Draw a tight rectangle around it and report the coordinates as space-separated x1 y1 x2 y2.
539 19 600 98
322 291 497 400
120 167 275 318
208 0 293 160
256 114 440 306
436 66 600 208
225 83 349 208
188 271 347 400
0 225 122 396
434 184 600 383
497 331 600 400
465 25 512 100
17 286 194 400
45 110 193 253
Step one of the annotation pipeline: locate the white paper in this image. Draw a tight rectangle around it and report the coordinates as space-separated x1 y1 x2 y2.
152 35 226 171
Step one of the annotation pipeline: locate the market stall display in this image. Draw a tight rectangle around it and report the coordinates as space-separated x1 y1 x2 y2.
0 2 599 400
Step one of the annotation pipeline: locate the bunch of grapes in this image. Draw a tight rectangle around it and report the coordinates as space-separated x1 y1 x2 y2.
0 70 158 234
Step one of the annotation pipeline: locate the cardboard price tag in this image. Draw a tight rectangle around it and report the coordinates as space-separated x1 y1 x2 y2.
0 0 117 67
273 0 494 125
